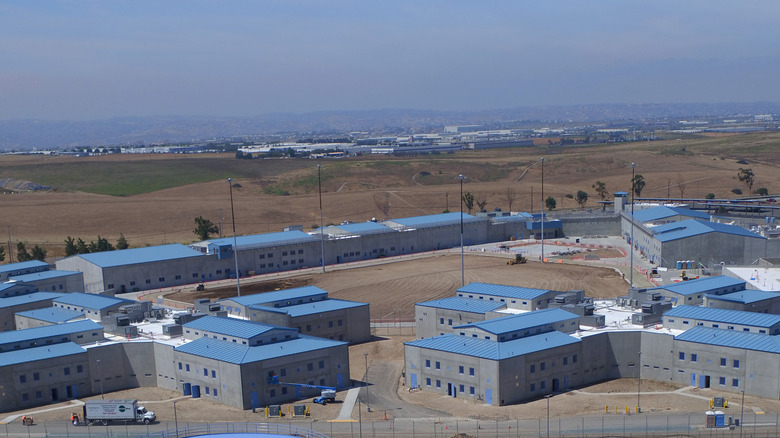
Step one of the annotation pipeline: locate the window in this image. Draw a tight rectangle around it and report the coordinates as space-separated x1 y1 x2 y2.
425 359 431 368
338 319 343 326
691 354 697 363
572 354 578 363
733 359 740 368
77 365 83 373
530 383 536 392
540 362 546 371
732 379 739 387
319 360 325 369
212 370 216 378
459 366 464 374
440 318 444 324
213 389 218 397
459 384 465 393
64 367 70 376
720 358 727 367
530 364 535 373
19 375 26 383
448 319 453 326
159 277 165 282
33 372 39 381
426 378 431 386
469 367 475 376
719 377 726 385
307 363 313 371
563 357 568 365
470 386 475 395
22 393 29 401
204 368 208 376
436 380 441 388
679 352 685 360
540 381 546 389
435 361 440 370
205 386 210 395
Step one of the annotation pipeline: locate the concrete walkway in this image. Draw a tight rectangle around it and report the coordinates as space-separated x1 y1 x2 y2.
335 387 361 421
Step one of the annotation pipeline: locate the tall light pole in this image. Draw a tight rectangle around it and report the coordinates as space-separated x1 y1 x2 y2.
458 174 466 287
317 165 325 273
228 178 241 296
96 359 104 399
637 351 642 413
173 400 179 438
540 157 545 263
545 393 552 438
630 163 636 288
739 389 745 437
364 353 370 412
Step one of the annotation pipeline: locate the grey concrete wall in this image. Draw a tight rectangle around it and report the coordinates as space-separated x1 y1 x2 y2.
0 298 59 332
415 306 487 339
559 216 621 237
0 349 90 411
290 305 370 344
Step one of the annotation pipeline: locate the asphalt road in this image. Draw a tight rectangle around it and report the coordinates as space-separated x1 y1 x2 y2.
361 360 449 419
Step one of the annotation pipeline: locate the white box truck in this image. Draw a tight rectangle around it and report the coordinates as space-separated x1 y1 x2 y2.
80 399 155 425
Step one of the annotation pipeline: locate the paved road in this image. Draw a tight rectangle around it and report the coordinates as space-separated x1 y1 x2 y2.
362 360 449 419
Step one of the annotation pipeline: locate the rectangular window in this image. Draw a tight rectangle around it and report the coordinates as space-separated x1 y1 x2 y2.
733 359 740 368
307 363 313 371
270 389 276 397
425 359 431 368
77 365 83 373
459 366 464 374
679 352 685 360
213 389 218 397
212 370 216 378
540 381 546 389
563 357 568 365
19 375 26 383
205 386 210 395
33 372 39 381
720 358 727 367
540 362 546 371
470 386 475 395
159 277 165 282
426 378 431 386
435 361 440 370
469 367 475 376
573 354 578 363
719 377 726 385
204 368 208 376
732 379 739 387
64 367 70 375
448 319 453 326
436 380 441 388
691 354 697 363
530 364 535 373
319 360 325 369
459 384 465 393
440 318 444 324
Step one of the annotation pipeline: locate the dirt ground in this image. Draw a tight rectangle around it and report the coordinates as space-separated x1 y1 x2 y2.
165 252 629 319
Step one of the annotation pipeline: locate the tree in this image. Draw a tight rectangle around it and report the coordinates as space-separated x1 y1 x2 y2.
500 187 517 211
592 181 607 201
475 195 488 212
16 242 32 262
76 238 89 254
0 244 5 262
462 191 475 214
194 216 219 241
576 190 589 208
30 245 46 262
116 233 129 250
756 187 769 196
64 236 78 256
545 196 557 211
631 174 646 197
738 168 755 193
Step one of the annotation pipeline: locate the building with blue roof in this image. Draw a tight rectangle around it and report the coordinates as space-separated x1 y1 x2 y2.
0 319 103 352
650 275 746 305
15 307 85 329
415 296 507 339
663 305 780 334
0 281 38 299
219 286 370 344
703 289 780 314
454 308 580 340
632 206 711 225
183 316 298 345
53 292 134 321
0 292 64 332
0 260 49 281
456 282 560 311
9 270 84 293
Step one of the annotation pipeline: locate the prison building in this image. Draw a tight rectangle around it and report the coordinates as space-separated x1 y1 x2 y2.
15 307 85 330
219 286 330 317
415 297 507 339
663 305 780 334
649 276 747 306
455 282 562 311
0 260 50 282
52 293 134 321
703 289 780 314
8 270 84 293
0 292 65 332
454 308 581 340
0 319 103 352
0 281 38 298
173 316 349 409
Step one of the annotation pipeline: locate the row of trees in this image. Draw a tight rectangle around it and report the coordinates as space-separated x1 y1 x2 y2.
64 235 129 256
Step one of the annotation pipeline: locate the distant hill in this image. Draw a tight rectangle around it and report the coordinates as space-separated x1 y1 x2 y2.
1 102 779 150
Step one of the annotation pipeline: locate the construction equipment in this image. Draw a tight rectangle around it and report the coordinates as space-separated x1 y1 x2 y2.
267 375 337 405
507 254 527 265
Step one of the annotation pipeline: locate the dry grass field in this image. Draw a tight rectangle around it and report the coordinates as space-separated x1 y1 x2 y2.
1 132 780 260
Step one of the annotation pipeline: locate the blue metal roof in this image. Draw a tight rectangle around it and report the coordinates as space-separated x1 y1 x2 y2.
10 270 81 282
16 307 85 323
0 260 49 275
675 326 780 354
454 309 579 334
54 292 133 310
405 331 580 360
0 342 86 367
651 219 765 242
175 335 346 364
329 222 393 235
416 297 506 313
0 320 102 344
664 305 780 328
457 283 551 300
0 292 64 309
219 286 329 307
183 316 297 339
256 299 368 318
650 276 745 296
633 206 710 222
705 290 780 304
205 230 318 248
389 212 480 228
74 244 204 268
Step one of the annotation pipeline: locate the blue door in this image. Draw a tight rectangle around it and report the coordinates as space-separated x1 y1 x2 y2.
410 373 417 388
691 373 696 387
486 388 492 405
250 391 259 409
698 375 705 388
337 373 344 388
563 376 569 390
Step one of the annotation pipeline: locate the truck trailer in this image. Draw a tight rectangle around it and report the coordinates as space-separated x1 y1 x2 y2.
78 399 155 426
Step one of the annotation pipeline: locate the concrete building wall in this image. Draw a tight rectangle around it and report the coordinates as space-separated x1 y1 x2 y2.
174 350 243 408
0 350 89 411
663 315 780 334
248 310 290 327
415 306 488 339
55 258 105 294
290 306 371 344
703 297 780 314
0 299 59 332
20 273 84 293
559 216 621 237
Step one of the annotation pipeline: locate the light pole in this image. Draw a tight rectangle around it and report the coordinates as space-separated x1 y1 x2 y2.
637 351 642 413
96 359 104 399
540 157 545 263
173 400 179 438
458 174 466 287
358 398 363 438
317 165 325 273
228 178 241 297
630 163 636 288
739 389 745 437
545 393 552 438
364 353 370 412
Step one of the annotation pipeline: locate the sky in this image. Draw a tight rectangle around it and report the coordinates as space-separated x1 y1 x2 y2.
1 1 779 121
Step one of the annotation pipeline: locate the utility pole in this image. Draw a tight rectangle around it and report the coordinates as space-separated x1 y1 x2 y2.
7 225 13 263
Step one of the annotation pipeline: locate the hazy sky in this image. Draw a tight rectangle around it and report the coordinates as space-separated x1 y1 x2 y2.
2 1 778 120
